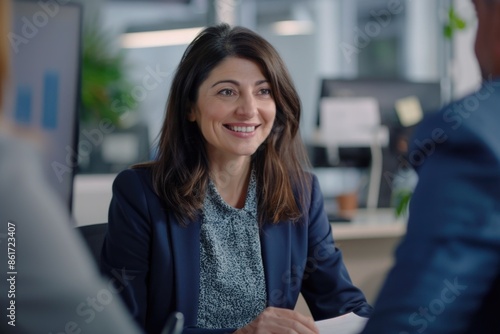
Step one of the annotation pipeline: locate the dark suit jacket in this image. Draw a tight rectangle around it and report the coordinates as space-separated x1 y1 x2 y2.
101 168 372 334
362 78 500 333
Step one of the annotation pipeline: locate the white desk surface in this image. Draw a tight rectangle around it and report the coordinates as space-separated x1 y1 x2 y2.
330 208 407 240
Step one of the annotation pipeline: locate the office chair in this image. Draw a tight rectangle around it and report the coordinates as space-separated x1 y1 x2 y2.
76 223 108 266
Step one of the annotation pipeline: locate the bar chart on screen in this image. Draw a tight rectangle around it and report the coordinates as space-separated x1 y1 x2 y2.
6 1 82 212
14 71 60 130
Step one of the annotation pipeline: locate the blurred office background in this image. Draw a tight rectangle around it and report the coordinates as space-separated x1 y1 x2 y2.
67 0 481 225
6 0 482 307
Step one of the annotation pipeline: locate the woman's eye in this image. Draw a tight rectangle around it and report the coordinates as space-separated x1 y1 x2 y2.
259 88 272 95
218 89 235 96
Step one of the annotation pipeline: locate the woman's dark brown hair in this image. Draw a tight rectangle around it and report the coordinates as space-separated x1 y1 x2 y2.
138 23 311 225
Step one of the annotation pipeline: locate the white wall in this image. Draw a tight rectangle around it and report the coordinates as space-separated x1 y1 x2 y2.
260 33 318 141
72 174 115 226
452 0 481 99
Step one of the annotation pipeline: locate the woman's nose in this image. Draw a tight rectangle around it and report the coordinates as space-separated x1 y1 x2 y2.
235 94 257 118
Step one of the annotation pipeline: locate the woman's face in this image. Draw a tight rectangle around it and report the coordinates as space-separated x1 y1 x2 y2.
189 57 276 162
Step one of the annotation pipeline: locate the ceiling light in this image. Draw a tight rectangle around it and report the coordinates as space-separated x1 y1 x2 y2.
272 20 314 36
121 27 204 49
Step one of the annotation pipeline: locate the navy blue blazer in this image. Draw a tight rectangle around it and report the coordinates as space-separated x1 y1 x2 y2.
101 168 372 334
361 79 500 333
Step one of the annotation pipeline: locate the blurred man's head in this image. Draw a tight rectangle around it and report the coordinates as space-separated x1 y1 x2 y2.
473 0 500 78
0 0 11 109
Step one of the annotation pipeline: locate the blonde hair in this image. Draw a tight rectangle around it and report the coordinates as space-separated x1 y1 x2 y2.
0 0 11 108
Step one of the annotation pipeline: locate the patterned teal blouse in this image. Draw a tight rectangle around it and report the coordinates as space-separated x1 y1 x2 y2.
196 171 267 329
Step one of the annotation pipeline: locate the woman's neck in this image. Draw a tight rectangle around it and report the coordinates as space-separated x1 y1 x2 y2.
210 157 252 209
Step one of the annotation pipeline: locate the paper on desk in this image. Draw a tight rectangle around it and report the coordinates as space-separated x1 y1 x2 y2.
315 312 368 334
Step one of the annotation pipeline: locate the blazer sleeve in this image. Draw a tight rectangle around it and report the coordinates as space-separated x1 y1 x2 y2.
101 169 153 329
300 175 373 320
361 119 500 333
101 170 235 334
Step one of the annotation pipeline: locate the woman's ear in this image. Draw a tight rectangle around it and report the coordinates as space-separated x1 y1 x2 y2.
187 108 196 122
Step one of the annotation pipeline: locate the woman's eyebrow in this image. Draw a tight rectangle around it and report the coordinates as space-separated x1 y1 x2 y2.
211 79 269 88
211 79 239 87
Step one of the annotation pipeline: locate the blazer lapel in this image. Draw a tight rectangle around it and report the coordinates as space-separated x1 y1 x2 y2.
260 222 291 308
168 214 201 326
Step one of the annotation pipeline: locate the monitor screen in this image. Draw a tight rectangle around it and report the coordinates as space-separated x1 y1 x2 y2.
4 0 82 211
315 78 443 207
318 78 443 126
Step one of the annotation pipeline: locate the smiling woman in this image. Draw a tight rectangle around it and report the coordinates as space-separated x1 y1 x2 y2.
101 23 373 334
187 57 276 207
144 24 310 226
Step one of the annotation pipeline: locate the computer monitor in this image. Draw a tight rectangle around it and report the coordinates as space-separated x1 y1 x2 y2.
4 0 83 211
318 78 443 127
315 78 443 207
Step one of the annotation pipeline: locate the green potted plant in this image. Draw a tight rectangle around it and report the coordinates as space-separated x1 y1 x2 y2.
78 21 139 173
80 21 136 127
443 5 468 40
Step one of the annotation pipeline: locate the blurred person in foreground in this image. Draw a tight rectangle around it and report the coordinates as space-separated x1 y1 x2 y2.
0 1 142 332
101 24 372 334
361 0 500 333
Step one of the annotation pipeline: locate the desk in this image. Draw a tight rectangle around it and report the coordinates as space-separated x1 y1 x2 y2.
295 209 407 316
331 208 406 304
332 209 406 304
331 208 406 240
